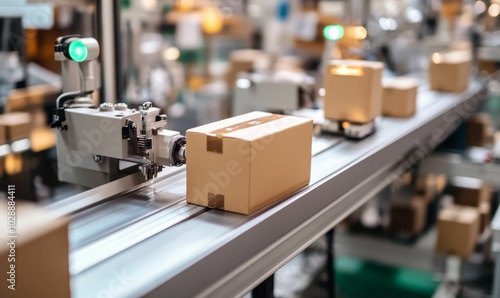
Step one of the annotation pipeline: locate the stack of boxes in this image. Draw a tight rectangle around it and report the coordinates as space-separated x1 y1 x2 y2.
435 177 492 258
389 174 447 236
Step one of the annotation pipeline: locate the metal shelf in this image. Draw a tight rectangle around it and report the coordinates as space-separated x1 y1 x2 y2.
48 79 487 298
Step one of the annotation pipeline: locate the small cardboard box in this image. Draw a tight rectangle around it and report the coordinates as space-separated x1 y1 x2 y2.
436 205 479 258
451 176 491 207
323 60 383 123
479 201 490 234
466 113 492 147
415 174 437 202
382 78 418 118
186 111 313 215
0 112 32 142
0 202 70 297
389 197 427 235
226 49 268 88
429 51 471 93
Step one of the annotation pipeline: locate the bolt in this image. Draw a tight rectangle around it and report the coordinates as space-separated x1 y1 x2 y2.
99 102 114 111
114 103 128 111
93 155 103 163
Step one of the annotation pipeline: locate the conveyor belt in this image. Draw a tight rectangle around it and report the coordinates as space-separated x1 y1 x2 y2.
49 78 487 298
67 135 343 275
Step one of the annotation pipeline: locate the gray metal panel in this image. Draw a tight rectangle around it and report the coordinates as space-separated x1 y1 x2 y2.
68 80 486 298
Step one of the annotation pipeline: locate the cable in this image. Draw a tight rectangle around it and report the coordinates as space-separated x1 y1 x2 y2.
56 63 86 109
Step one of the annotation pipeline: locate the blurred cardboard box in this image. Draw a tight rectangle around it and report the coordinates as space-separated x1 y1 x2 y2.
478 59 498 75
324 60 383 123
436 174 448 193
382 77 418 118
186 111 313 215
0 125 6 145
0 202 70 297
477 46 500 74
415 174 437 202
389 197 427 235
7 84 59 129
440 1 463 18
0 112 32 142
7 84 59 112
479 201 490 234
451 176 491 207
226 49 268 89
466 113 493 147
436 205 479 258
429 51 471 93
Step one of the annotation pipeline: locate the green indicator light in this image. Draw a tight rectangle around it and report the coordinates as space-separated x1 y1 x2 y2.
324 25 345 41
68 40 88 62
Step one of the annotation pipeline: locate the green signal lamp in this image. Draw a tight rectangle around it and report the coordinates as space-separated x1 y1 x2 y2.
56 36 100 63
323 25 345 41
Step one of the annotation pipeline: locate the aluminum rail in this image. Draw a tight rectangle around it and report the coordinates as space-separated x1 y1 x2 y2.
65 79 485 298
420 153 500 186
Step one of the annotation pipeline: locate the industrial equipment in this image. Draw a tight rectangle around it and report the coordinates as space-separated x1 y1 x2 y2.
232 70 316 116
51 36 186 187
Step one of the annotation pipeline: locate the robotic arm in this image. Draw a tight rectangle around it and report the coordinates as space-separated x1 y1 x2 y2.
51 36 186 187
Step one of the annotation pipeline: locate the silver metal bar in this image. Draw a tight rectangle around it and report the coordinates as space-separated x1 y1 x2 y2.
100 0 117 103
44 167 184 217
71 202 205 275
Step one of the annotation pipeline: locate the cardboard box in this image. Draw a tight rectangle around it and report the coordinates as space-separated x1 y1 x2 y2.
440 2 462 17
382 78 418 118
6 84 60 112
0 112 32 142
429 51 471 93
389 197 427 235
415 174 437 202
451 176 491 207
186 111 313 215
478 59 498 75
323 60 383 123
0 125 6 145
436 205 479 258
226 49 268 88
479 201 490 234
0 202 70 297
466 113 492 147
436 174 448 194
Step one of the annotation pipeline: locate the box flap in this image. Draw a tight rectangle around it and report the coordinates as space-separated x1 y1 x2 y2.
383 77 419 90
188 111 271 134
327 59 384 69
439 205 479 223
432 51 471 64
